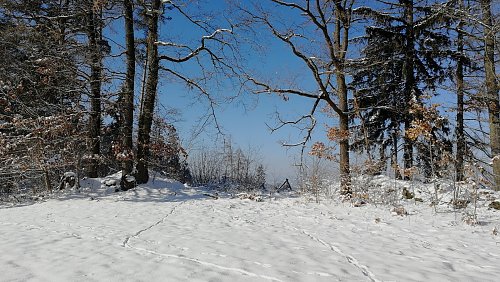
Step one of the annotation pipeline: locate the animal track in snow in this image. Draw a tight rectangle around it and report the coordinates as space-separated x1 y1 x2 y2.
122 202 184 247
122 202 283 282
130 245 283 281
299 228 381 282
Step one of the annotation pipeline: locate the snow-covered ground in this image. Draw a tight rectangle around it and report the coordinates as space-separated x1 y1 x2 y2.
1 174 499 282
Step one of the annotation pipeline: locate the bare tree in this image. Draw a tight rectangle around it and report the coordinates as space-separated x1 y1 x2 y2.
135 0 161 184
190 140 266 191
238 0 355 195
135 0 236 184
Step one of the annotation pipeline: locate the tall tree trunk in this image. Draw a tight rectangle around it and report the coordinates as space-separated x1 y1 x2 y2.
481 0 500 190
403 0 415 178
121 0 136 188
136 0 161 184
332 4 352 196
87 8 102 178
334 4 351 196
455 3 466 182
403 120 413 176
337 73 351 195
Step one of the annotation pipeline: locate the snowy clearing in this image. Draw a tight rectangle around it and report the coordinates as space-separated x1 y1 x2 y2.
1 175 500 282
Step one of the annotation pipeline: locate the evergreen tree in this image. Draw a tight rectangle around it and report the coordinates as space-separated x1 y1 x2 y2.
352 0 453 178
255 164 266 189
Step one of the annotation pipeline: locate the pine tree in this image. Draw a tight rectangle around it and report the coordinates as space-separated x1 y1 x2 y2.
351 23 407 176
255 164 266 189
352 0 453 178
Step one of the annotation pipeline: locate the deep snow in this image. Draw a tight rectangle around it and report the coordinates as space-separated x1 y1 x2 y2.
1 174 499 281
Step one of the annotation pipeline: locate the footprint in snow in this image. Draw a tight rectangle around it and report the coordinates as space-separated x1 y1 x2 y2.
442 261 455 272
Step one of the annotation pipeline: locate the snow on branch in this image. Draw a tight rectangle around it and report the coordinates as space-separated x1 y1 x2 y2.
157 28 232 63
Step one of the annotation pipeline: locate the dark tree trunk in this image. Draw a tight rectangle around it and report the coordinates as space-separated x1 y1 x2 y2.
136 0 161 184
403 0 415 178
87 8 102 178
121 0 136 189
481 0 500 190
338 73 351 195
455 4 465 182
57 0 70 45
403 119 413 177
391 124 401 179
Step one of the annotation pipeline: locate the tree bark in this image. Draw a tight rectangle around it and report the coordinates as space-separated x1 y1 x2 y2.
455 3 465 182
121 0 136 188
337 73 351 195
87 8 102 178
334 4 351 196
136 0 161 184
391 124 401 179
403 0 415 178
481 0 500 190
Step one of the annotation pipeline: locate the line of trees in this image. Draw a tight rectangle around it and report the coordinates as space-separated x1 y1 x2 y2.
190 139 266 191
0 0 498 195
235 0 499 193
0 0 235 193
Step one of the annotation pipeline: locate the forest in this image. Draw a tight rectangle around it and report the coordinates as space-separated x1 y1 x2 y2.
0 0 498 197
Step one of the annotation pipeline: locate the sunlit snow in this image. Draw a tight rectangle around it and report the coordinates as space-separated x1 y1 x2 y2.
1 174 499 281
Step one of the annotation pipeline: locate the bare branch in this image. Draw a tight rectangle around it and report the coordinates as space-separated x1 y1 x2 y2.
159 66 223 135
157 28 232 63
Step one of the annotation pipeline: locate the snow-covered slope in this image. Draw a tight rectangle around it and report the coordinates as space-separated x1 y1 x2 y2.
1 174 499 281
